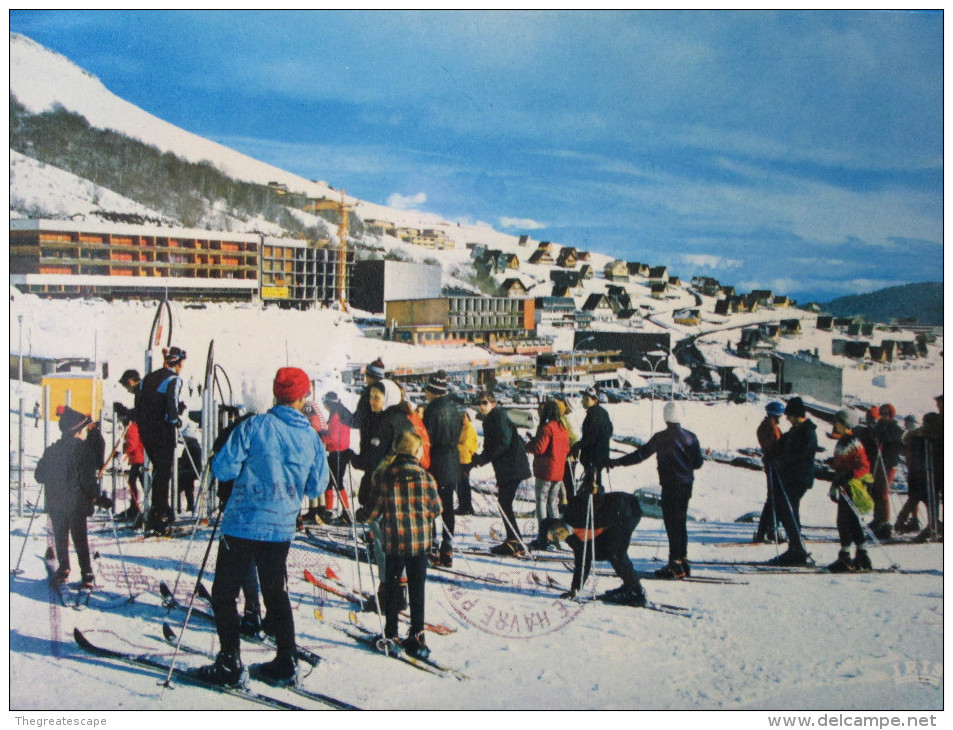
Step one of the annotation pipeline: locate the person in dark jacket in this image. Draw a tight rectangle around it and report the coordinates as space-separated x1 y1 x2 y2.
607 401 703 579
540 492 647 606
473 391 532 556
354 380 414 511
422 371 464 566
137 346 187 534
768 396 818 566
570 387 613 495
868 403 904 539
353 358 386 431
753 401 786 544
34 406 100 589
363 430 443 659
176 430 202 513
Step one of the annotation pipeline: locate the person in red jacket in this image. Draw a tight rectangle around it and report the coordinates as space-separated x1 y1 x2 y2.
117 414 144 521
314 392 355 525
525 399 571 551
826 409 875 573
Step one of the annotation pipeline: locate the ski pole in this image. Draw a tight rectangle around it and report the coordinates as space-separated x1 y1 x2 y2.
159 507 224 696
767 464 782 561
344 463 368 601
581 490 596 598
97 421 130 481
11 484 44 576
772 471 807 552
495 486 532 557
362 522 390 655
166 459 215 599
105 495 138 603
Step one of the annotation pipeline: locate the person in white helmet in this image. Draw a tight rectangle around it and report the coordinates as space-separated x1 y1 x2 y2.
606 401 703 579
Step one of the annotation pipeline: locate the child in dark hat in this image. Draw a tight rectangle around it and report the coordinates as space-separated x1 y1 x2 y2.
34 407 100 589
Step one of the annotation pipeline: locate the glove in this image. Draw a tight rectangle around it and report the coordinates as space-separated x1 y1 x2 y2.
113 402 129 418
560 588 578 599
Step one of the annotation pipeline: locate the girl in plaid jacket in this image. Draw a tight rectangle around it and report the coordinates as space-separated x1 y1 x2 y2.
365 430 442 659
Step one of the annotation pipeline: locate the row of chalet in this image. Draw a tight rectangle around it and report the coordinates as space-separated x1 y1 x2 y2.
715 291 794 315
832 337 926 362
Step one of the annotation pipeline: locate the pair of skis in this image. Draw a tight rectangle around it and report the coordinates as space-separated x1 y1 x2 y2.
529 572 693 618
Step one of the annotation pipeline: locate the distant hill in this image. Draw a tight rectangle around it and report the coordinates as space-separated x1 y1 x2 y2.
823 282 943 326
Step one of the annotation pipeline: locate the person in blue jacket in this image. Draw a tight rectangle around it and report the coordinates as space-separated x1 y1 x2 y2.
197 367 329 688
607 401 703 579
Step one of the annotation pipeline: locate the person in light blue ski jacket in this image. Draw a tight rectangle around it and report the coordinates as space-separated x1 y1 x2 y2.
213 402 329 542
200 367 329 688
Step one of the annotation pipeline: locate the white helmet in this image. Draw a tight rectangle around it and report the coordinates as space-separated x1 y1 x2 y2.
662 401 683 424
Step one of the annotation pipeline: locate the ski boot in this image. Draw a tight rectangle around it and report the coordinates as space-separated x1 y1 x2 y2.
654 561 686 579
765 547 812 567
872 522 893 541
50 566 70 588
827 550 855 573
676 559 691 577
853 548 872 571
239 608 262 638
402 631 431 661
194 649 245 688
602 584 648 607
527 536 549 552
251 654 299 687
372 634 403 654
438 541 453 567
80 573 95 590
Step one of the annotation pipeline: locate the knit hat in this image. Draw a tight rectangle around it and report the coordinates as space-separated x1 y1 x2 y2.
879 403 896 419
366 358 386 380
866 405 881 422
582 386 601 402
785 397 806 418
242 378 273 413
834 409 856 429
425 372 449 396
163 346 187 366
273 367 311 404
323 391 339 405
663 401 683 424
904 414 917 427
119 369 140 384
765 401 785 417
57 405 92 435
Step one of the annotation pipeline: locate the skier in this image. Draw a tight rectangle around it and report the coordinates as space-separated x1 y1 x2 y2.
34 406 101 590
753 401 786 544
541 491 647 606
894 413 929 534
361 430 442 659
525 399 571 550
826 409 875 572
455 409 478 516
422 371 463 567
553 394 579 505
311 391 355 525
870 403 904 539
767 397 817 567
353 379 414 511
116 412 144 521
606 401 703 579
472 391 532 556
569 387 613 495
198 367 329 687
176 428 202 513
137 346 187 535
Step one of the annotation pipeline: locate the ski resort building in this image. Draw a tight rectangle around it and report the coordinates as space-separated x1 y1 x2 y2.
9 219 352 308
384 295 537 347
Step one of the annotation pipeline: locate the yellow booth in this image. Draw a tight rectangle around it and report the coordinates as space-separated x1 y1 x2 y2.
41 373 104 422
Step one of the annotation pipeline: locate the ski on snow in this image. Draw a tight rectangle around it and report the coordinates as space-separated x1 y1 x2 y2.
73 628 307 710
336 614 468 680
689 559 932 575
159 622 358 710
530 572 693 617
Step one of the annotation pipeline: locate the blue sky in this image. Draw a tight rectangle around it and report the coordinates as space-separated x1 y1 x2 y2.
9 9 944 303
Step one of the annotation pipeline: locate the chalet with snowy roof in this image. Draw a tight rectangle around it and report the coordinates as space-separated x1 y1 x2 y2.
668 275 682 288
847 323 861 337
816 316 834 331
673 308 701 326
650 283 668 300
528 247 555 265
861 323 875 337
535 296 576 325
579 264 594 280
691 276 722 296
627 262 650 277
749 290 774 307
499 278 529 297
720 285 736 298
556 247 578 268
833 317 856 331
878 340 898 362
550 270 584 290
582 293 615 321
537 241 554 253
648 265 669 282
773 295 793 308
868 346 889 363
468 244 489 259
518 234 530 246
551 284 572 298
576 251 591 262
604 260 630 282
779 319 802 335
477 250 519 274
606 285 632 312
738 327 778 357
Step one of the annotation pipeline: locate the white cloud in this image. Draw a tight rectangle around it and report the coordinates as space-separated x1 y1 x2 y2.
681 254 742 270
386 192 427 210
499 216 546 230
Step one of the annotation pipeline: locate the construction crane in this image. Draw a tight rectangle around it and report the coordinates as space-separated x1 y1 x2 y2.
303 190 353 308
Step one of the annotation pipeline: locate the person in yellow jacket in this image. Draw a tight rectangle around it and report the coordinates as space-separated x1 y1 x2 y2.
456 409 479 515
554 395 579 506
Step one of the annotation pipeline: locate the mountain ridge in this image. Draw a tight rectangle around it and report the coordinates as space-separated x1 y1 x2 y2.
822 282 942 327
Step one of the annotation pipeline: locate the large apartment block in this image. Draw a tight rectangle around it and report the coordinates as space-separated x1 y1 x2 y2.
10 219 351 308
385 295 536 346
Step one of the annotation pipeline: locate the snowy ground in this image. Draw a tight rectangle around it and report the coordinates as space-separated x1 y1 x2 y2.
7 295 945 718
